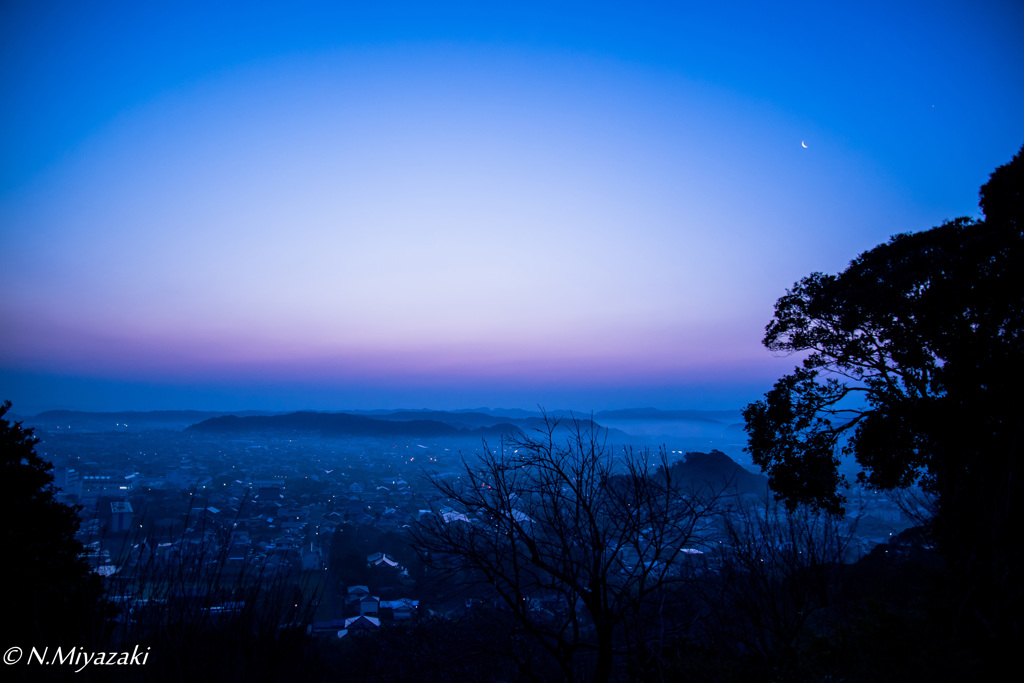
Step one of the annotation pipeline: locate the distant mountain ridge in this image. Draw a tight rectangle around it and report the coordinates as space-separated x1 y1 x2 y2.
25 409 279 431
22 408 744 450
34 409 263 421
595 408 742 423
186 411 524 438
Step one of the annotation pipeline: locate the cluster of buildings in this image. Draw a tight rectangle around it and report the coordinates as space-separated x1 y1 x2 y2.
37 428 474 629
33 425 916 636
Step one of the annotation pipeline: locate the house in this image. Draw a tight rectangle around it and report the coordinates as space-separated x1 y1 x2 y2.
109 501 134 533
367 552 399 568
359 595 380 617
302 544 321 571
380 598 419 621
346 585 370 605
343 615 380 632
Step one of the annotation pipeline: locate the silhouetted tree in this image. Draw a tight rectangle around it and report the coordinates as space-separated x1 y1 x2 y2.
413 415 723 682
704 497 858 678
0 400 110 646
743 146 1023 643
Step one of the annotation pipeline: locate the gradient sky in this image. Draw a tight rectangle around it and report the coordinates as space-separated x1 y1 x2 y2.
2 1 1022 413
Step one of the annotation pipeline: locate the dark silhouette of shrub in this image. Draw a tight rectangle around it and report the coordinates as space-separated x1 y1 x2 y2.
0 400 112 649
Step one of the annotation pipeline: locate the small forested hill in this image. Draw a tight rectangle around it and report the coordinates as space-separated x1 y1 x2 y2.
354 409 636 441
663 449 769 496
350 409 511 428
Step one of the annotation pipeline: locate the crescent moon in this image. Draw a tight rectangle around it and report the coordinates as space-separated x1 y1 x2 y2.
801 141 808 148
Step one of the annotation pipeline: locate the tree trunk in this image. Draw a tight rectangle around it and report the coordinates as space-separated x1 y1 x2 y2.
593 618 614 683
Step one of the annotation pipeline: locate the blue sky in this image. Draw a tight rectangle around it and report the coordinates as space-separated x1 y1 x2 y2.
1 1 1022 413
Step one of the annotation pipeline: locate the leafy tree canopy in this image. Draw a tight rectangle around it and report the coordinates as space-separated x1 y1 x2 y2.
743 145 1023 634
745 145 1022 513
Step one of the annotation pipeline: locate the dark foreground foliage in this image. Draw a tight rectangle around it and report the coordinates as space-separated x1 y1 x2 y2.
0 401 112 652
744 144 1023 652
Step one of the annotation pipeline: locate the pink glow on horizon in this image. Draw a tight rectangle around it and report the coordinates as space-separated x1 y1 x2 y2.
1 308 777 385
